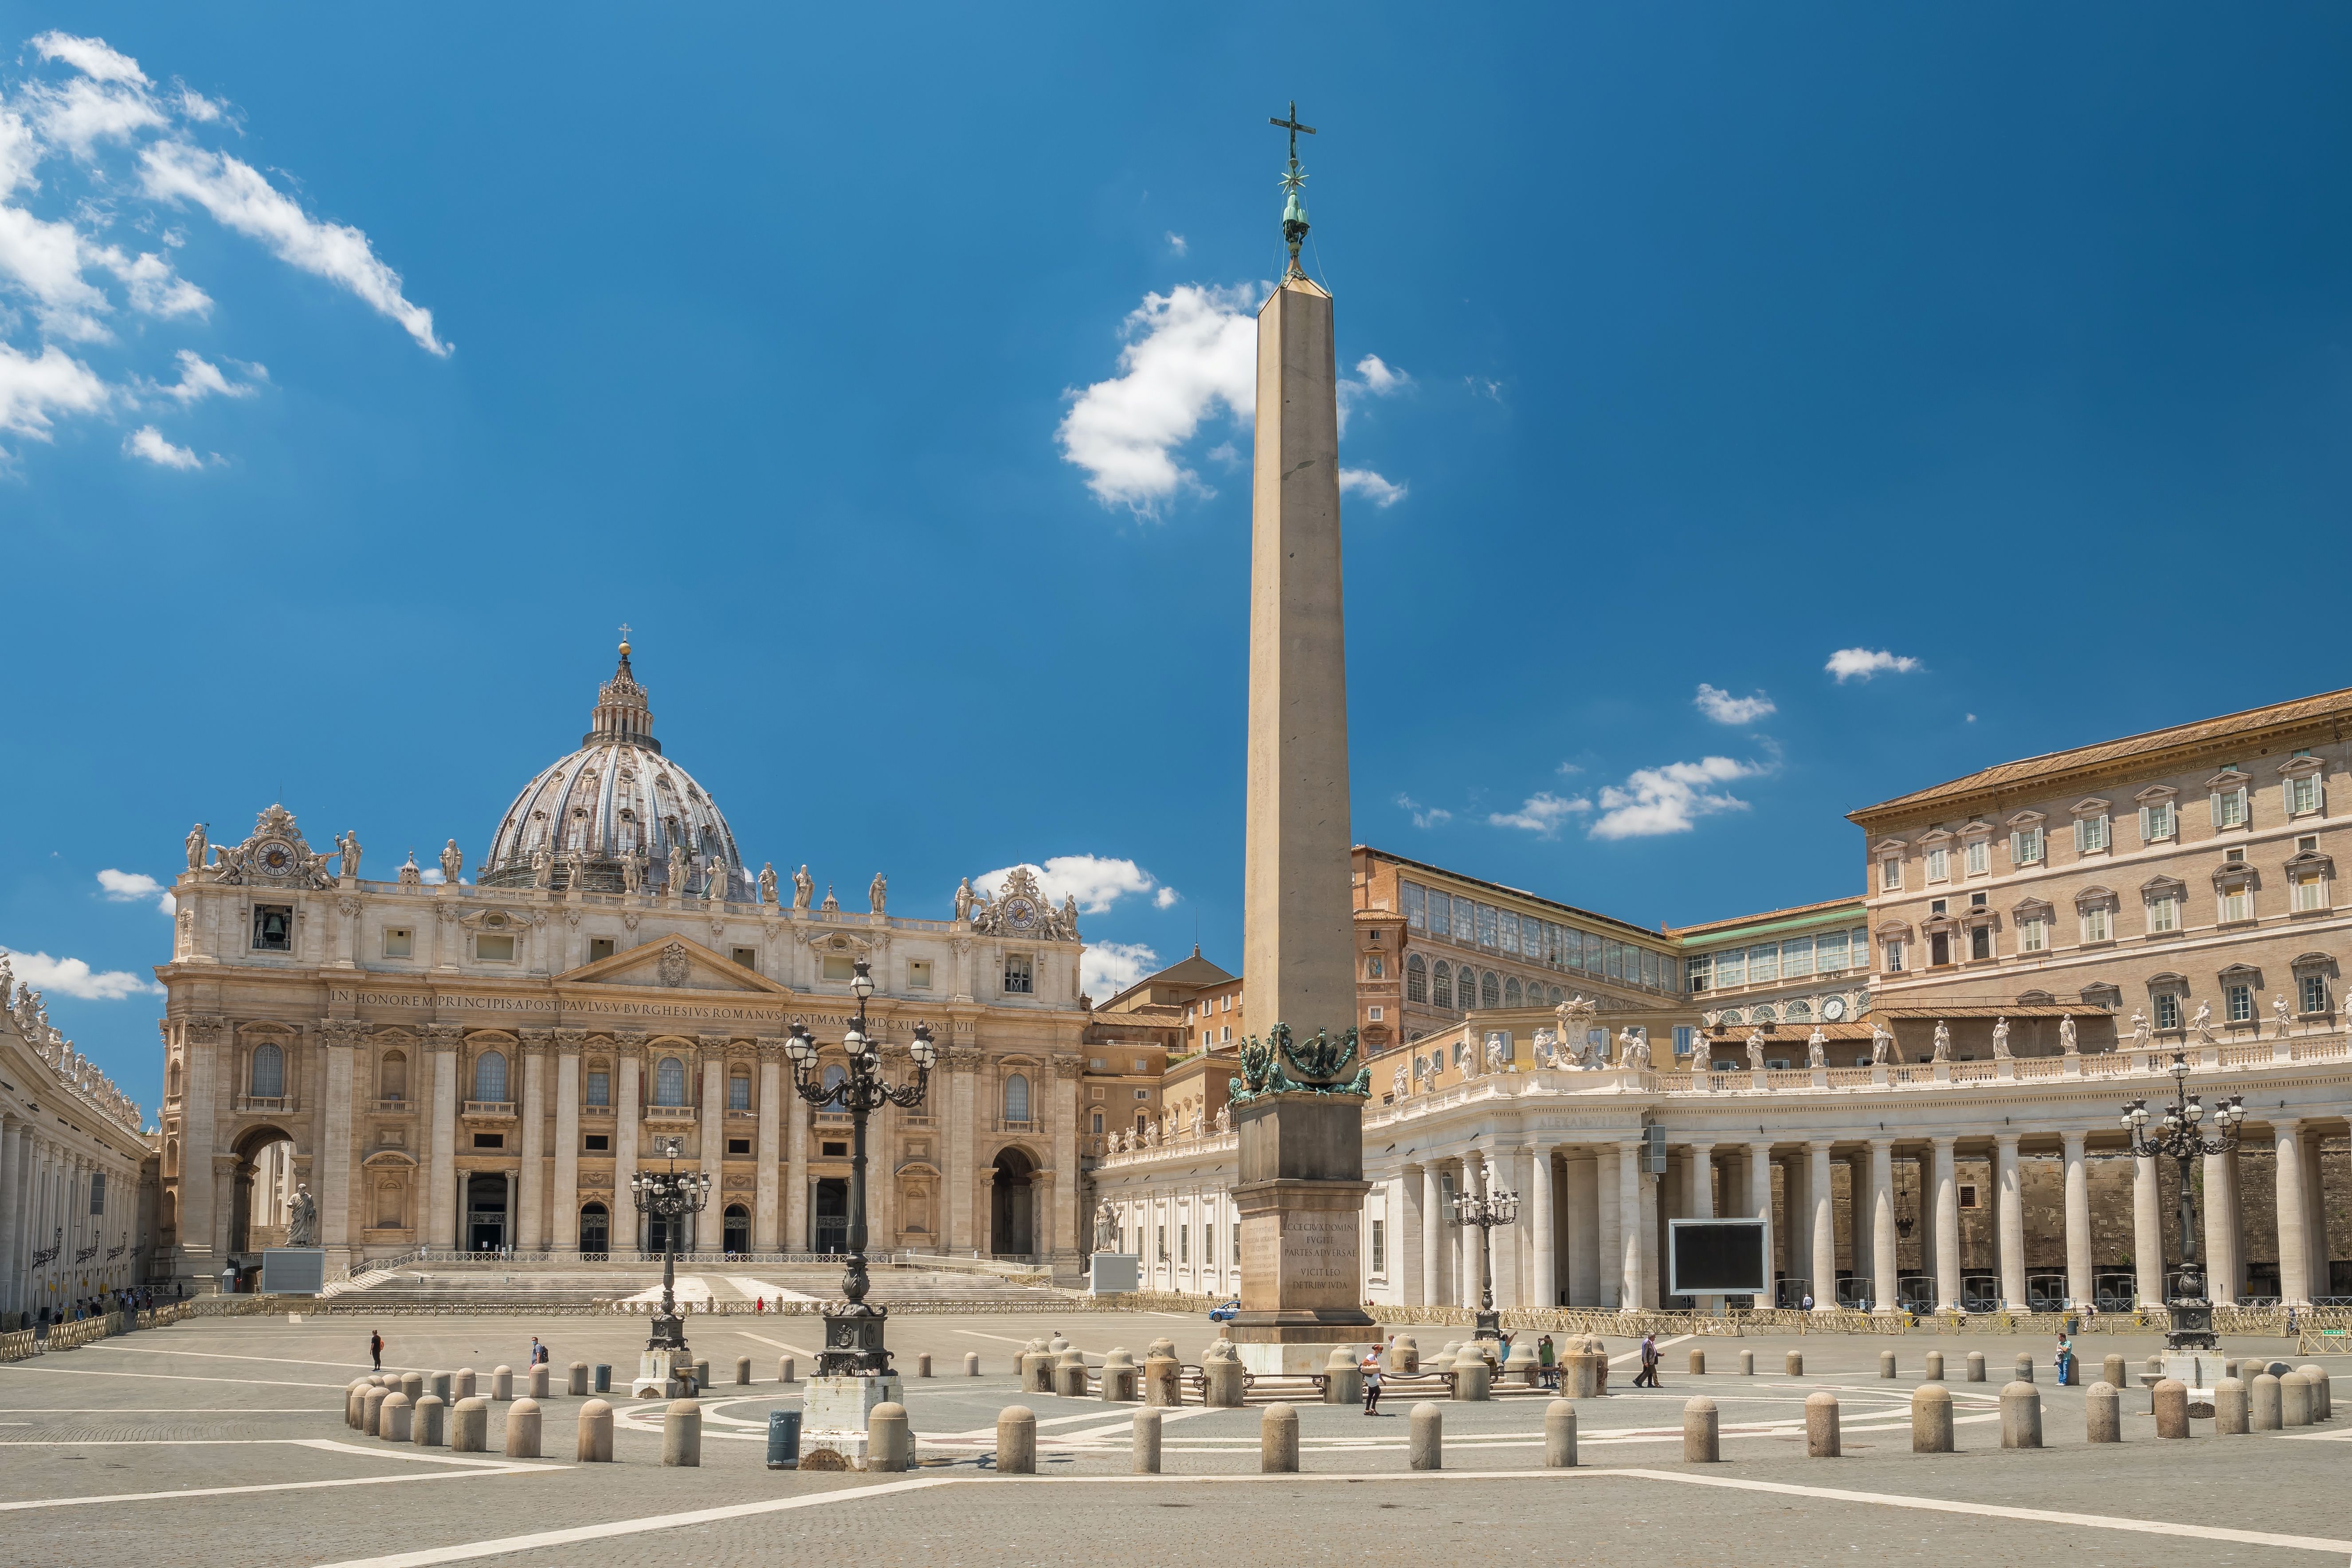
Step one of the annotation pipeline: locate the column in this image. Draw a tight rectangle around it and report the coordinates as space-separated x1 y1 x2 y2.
1419 1164 1443 1307
1616 1141 1642 1312
1994 1134 2026 1311
1682 1142 1715 1312
2061 1131 2091 1310
1869 1139 1897 1313
1637 1152 1659 1310
944 1051 973 1251
1492 1149 1524 1309
502 1169 516 1249
753 1042 782 1253
614 1038 643 1231
517 1037 547 1252
1809 1141 1836 1310
786 1066 810 1253
1845 1150 1871 1305
1595 1149 1621 1308
2202 1149 2236 1304
1932 1136 1961 1312
178 1021 221 1276
552 1038 581 1253
1051 1058 1080 1262
427 1043 458 1250
2303 1133 2330 1300
1528 1147 1557 1311
2132 1151 2163 1308
1458 1158 1481 1309
1781 1154 1808 1302
1746 1141 1775 1308
1913 1153 1935 1289
695 1044 726 1255
2274 1120 2311 1307
319 1029 355 1268
0 1117 17 1319
1564 1152 1598 1307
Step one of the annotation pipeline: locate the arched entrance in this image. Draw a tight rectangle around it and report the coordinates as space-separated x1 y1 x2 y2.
990 1147 1037 1260
227 1125 297 1263
466 1173 509 1253
723 1204 750 1256
579 1203 609 1256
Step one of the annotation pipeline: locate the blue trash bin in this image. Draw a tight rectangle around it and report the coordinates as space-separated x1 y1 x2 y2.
767 1408 803 1470
592 1364 612 1394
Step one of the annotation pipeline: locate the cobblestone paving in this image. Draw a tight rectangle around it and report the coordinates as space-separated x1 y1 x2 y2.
2 1313 2344 1567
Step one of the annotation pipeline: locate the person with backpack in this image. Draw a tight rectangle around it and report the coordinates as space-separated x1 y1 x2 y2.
369 1330 384 1371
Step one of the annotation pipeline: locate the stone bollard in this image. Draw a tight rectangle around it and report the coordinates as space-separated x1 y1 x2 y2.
529 1364 549 1400
1689 1349 1706 1376
400 1371 425 1403
1684 1395 1720 1462
996 1406 1036 1475
505 1398 542 1458
428 1372 451 1403
2281 1370 2313 1428
1144 1354 1182 1407
964 1353 980 1377
1054 1351 1088 1399
1204 1357 1245 1408
918 1353 933 1379
346 1381 367 1429
1022 1352 1052 1396
1545 1399 1577 1467
1965 1352 1986 1383
779 1356 796 1384
380 1391 413 1443
492 1365 513 1402
1452 1345 1491 1402
1786 1351 1803 1377
1880 1351 1897 1380
735 1357 751 1387
451 1396 489 1453
2153 1379 2190 1439
693 1360 710 1392
569 1361 588 1397
412 1393 447 1448
2144 1355 2163 1381
1805 1391 1839 1458
1409 1402 1443 1470
1999 1381 2042 1449
2103 1355 2126 1392
2013 1354 2033 1384
2297 1364 2332 1422
2085 1381 2121 1444
1133 1407 1161 1474
2251 1373 2282 1431
454 1368 477 1400
577 1398 614 1462
1262 1403 1300 1473
869 1402 912 1473
2213 1377 2248 1435
1324 1346 1363 1406
1100 1348 1138 1402
1912 1384 1953 1452
1739 1350 1754 1377
1559 1348 1601 1399
1392 1335 1420 1374
662 1399 701 1466
1505 1341 1541 1388
1924 1350 1944 1381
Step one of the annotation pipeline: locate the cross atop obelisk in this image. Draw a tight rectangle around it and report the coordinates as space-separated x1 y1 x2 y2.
1269 101 1316 279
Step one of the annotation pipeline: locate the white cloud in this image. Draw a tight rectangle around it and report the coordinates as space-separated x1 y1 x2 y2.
1164 231 1187 255
96 867 173 911
1825 647 1921 683
1464 375 1502 400
1487 791 1592 838
418 866 446 884
0 339 107 441
1352 354 1409 396
104 247 208 318
150 348 258 404
1082 940 1160 1000
124 423 200 468
1395 792 1452 829
1152 887 1180 909
0 945 159 1000
976 855 1175 915
1338 468 1406 508
1056 283 1257 511
1589 756 1764 840
31 32 149 87
1693 683 1777 725
138 141 449 356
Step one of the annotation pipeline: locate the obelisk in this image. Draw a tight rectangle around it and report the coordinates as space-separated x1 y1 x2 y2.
1227 104 1378 1375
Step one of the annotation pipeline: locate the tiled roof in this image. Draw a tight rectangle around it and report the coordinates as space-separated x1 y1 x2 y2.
1666 895 1866 941
1852 685 2352 821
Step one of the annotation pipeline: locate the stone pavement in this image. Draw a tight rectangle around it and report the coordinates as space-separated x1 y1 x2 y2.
2 1311 2346 1566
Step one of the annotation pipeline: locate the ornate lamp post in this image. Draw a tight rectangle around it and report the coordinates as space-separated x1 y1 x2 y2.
782 958 936 1377
630 1133 710 1389
2120 1053 2246 1351
1452 1179 1519 1341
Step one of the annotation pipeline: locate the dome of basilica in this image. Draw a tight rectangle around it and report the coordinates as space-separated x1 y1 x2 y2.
479 639 747 898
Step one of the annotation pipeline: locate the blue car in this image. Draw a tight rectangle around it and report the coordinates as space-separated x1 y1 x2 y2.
1208 1298 1241 1323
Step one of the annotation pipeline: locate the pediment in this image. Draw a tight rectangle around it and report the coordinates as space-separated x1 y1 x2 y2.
556 935 793 996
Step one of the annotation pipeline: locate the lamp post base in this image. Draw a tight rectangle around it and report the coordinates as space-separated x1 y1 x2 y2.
797 1372 903 1469
2164 1298 2218 1353
1472 1310 1502 1341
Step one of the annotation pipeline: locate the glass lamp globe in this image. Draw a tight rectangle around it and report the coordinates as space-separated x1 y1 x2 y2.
785 1027 815 1067
843 1028 865 1057
909 1025 937 1070
851 959 876 1000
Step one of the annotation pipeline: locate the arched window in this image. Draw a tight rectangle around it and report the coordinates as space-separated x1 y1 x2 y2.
1432 961 1454 1009
1548 987 1564 1006
822 1063 847 1094
379 1051 408 1101
472 1051 508 1103
654 1056 686 1106
250 1042 283 1098
1004 1073 1031 1123
1405 954 1427 1003
727 1072 751 1111
1503 977 1523 1007
1480 972 1501 1009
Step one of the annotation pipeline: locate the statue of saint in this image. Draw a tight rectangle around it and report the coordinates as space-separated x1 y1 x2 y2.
1806 1027 1827 1068
706 858 729 902
2128 1008 2151 1048
1484 1032 1509 1072
793 865 814 911
869 873 887 915
1061 893 1080 937
1619 1026 1649 1070
954 877 975 922
1869 1019 1894 1065
439 839 464 887
620 851 643 893
185 822 208 871
285 1183 318 1248
2059 1015 2079 1055
2191 1000 2214 1043
1214 1103 1230 1133
1391 1065 1407 1100
1093 1200 1118 1252
1931 1019 1952 1062
2273 994 2292 1039
666 840 690 895
1991 1017 2011 1060
758 862 778 905
1746 1031 1766 1070
531 844 553 889
1143 1120 1159 1148
338 830 362 881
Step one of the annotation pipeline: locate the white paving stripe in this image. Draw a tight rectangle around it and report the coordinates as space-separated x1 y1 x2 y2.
0 1365 349 1389
90 1345 392 1372
0 1440 555 1513
732 1329 820 1360
721 1276 820 1304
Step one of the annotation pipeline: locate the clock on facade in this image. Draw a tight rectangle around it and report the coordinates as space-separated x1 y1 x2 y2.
1821 996 1847 1022
256 839 299 877
1002 896 1039 931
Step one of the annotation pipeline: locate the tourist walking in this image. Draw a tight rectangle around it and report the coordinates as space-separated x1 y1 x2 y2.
1537 1333 1557 1390
1361 1344 1384 1415
529 1336 549 1366
1632 1333 1661 1388
369 1330 383 1371
2054 1331 2075 1387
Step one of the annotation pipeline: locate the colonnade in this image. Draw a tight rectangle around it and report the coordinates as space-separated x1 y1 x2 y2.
0 1112 141 1323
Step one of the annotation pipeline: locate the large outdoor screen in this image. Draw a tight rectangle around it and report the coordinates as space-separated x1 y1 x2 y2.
1667 1219 1769 1296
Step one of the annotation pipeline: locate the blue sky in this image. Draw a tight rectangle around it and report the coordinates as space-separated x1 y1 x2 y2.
5 4 2350 1117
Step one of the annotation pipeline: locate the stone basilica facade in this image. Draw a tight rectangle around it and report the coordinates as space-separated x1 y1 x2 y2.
153 642 1091 1283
